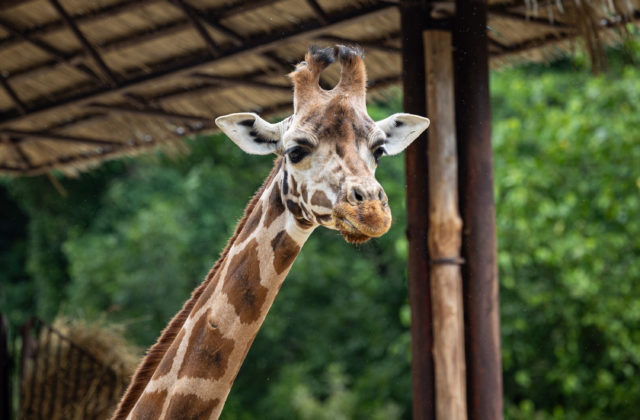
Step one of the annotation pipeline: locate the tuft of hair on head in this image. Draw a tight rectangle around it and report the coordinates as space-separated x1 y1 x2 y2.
336 44 365 63
307 45 335 73
335 44 367 96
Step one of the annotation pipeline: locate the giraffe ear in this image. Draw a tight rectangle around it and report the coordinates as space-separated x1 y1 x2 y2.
375 113 430 156
215 112 284 155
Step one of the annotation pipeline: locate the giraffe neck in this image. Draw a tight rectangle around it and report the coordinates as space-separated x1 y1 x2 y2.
120 160 314 419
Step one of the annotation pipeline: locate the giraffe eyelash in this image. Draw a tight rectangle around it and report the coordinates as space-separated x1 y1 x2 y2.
285 146 310 163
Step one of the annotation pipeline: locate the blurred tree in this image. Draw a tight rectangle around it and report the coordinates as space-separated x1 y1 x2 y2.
493 57 640 419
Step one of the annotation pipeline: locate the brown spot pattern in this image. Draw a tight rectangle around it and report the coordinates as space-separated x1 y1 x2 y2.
286 199 313 228
311 190 332 208
178 309 235 380
271 230 300 275
264 183 285 228
290 176 298 195
222 239 268 324
282 170 289 194
236 201 262 244
296 218 314 229
153 329 185 379
286 199 303 218
131 390 167 420
164 393 219 420
314 212 332 223
301 183 308 202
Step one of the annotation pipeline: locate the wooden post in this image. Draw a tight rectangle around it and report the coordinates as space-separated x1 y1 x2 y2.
453 0 504 419
424 30 467 420
400 1 435 419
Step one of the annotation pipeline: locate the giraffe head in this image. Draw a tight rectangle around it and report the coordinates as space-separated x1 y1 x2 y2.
216 45 429 243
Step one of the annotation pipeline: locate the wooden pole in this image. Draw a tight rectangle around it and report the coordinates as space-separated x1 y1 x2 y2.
424 30 467 420
453 1 504 419
400 1 435 419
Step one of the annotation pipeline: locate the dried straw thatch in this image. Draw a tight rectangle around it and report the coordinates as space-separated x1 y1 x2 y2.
19 317 141 420
0 0 637 176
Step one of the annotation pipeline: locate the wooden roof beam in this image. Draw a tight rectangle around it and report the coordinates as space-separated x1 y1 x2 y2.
491 8 640 56
88 103 212 124
5 18 192 82
0 0 158 48
6 12 246 83
9 143 130 177
0 17 102 83
170 0 245 44
9 137 33 169
0 2 395 125
167 0 220 56
1 129 123 146
0 135 30 170
0 164 24 174
488 8 573 30
48 0 118 87
316 34 401 54
306 0 329 24
189 73 291 91
0 0 276 50
0 74 26 115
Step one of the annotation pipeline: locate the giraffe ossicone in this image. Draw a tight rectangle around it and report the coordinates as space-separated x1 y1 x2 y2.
113 45 429 420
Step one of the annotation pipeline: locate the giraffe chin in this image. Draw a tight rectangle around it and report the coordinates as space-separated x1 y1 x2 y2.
339 229 372 244
333 202 392 244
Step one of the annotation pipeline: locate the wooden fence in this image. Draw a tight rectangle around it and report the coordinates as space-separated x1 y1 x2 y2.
0 315 127 420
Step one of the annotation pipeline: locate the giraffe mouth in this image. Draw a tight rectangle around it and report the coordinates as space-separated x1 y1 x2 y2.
335 217 371 244
333 202 392 244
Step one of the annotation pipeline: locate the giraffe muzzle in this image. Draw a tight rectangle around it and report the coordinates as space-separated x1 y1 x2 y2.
332 199 392 244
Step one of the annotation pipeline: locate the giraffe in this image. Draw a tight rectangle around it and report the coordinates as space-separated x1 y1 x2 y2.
112 45 429 420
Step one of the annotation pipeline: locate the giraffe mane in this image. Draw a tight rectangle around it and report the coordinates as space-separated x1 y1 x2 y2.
111 157 284 420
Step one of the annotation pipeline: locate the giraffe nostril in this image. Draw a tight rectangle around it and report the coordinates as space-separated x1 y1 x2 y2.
353 187 364 202
378 189 384 201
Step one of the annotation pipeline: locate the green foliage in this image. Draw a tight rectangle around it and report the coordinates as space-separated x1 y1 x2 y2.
493 62 640 419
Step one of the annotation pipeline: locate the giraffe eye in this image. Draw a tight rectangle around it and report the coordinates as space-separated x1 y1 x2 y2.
373 147 386 165
287 146 310 164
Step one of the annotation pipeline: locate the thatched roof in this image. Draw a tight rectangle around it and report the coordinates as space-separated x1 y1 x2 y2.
0 0 637 176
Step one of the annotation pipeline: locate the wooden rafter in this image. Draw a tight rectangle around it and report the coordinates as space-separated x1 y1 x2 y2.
8 143 127 176
489 8 573 30
306 0 329 24
260 52 295 73
0 0 277 50
89 103 212 124
48 0 117 86
6 18 192 81
0 2 394 126
0 74 26 115
1 129 122 146
167 0 220 56
9 137 33 169
317 33 401 54
169 0 245 43
0 17 102 82
42 112 108 132
493 9 640 56
189 73 291 91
